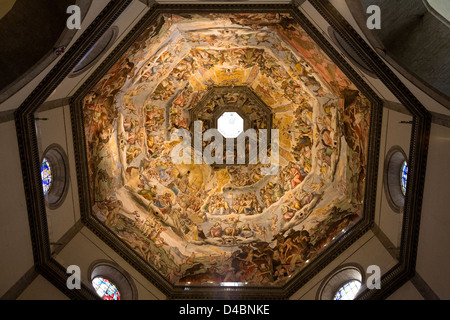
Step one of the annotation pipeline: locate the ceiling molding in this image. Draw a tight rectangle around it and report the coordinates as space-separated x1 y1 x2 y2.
410 271 441 300
14 0 429 300
70 2 381 299
384 100 450 128
0 266 39 300
37 97 73 113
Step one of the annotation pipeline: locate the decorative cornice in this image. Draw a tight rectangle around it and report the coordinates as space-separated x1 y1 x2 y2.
411 271 441 300
70 3 381 299
15 1 429 300
384 100 450 128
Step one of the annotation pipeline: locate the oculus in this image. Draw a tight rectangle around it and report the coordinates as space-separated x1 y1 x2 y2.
217 112 244 139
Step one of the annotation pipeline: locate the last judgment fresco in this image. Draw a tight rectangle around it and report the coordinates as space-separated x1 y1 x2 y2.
82 13 371 288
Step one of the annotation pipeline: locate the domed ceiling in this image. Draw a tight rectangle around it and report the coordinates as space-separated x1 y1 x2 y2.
81 12 372 290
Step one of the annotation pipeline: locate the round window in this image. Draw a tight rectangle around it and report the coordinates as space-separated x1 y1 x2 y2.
40 144 70 209
333 280 362 300
316 264 365 300
89 260 138 300
384 146 408 213
91 276 121 300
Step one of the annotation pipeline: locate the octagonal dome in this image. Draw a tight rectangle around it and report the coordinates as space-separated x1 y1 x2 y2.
79 11 376 294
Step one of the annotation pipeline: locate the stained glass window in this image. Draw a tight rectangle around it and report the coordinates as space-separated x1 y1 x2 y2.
400 161 408 196
333 280 361 300
92 276 121 300
41 158 52 195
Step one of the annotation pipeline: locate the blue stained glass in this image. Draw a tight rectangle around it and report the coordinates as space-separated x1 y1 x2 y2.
41 158 52 195
401 161 408 196
333 280 361 300
92 277 121 300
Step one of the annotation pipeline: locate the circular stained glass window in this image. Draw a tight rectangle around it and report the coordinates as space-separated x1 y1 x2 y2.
384 146 408 213
41 158 52 195
400 161 408 196
41 145 70 209
333 280 362 300
92 276 121 300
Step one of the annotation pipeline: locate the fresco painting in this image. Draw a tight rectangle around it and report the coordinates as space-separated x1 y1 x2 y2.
83 13 371 287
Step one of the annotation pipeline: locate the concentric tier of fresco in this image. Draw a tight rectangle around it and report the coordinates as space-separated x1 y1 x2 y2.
82 13 371 287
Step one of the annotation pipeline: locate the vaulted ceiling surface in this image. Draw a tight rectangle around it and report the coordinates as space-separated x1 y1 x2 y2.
77 11 378 296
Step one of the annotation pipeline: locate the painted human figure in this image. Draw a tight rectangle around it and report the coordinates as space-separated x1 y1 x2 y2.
154 193 172 214
290 166 303 189
209 222 223 238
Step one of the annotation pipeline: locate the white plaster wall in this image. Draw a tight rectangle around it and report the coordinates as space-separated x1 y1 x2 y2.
327 0 450 301
0 121 34 297
17 275 69 300
415 123 450 299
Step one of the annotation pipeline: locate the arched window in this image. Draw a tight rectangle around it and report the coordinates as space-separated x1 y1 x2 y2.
40 144 70 209
317 264 365 300
91 276 121 300
333 279 362 300
89 260 138 300
384 146 408 213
